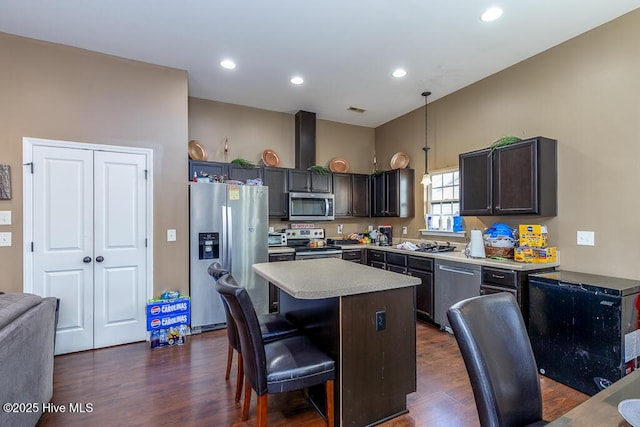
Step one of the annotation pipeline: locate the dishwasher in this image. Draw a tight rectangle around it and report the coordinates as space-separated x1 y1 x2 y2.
434 259 481 333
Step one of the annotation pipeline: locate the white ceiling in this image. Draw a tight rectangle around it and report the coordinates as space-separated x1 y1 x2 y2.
1 0 638 127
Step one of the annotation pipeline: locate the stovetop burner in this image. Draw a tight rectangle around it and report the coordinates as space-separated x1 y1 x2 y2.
415 242 456 253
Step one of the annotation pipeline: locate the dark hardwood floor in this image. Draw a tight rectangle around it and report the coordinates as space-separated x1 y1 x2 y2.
37 322 588 426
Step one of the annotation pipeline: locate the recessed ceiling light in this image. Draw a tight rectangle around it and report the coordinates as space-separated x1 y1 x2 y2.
481 7 503 22
392 69 407 78
290 76 304 85
220 59 236 70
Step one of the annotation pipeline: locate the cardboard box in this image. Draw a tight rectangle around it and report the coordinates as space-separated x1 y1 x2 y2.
533 247 557 264
146 297 190 331
514 247 535 263
519 224 548 247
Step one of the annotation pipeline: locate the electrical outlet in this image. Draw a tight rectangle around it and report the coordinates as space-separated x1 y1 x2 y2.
375 311 386 331
338 224 344 234
0 211 11 225
167 229 177 242
577 231 595 246
368 225 374 232
0 232 12 247
402 226 408 235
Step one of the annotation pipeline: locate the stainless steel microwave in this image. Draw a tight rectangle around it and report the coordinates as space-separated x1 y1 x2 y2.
288 192 335 221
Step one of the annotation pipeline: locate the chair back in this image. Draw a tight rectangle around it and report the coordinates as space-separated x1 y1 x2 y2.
208 263 239 351
447 293 543 427
216 274 268 395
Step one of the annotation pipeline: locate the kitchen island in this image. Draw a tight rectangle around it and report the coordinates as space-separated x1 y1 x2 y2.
253 258 420 427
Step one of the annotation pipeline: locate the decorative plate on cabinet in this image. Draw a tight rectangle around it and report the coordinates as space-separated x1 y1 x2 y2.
261 149 280 167
188 140 208 161
329 157 350 173
390 152 410 169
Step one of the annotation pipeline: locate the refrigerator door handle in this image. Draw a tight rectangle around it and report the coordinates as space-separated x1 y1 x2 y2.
221 205 228 270
226 206 233 273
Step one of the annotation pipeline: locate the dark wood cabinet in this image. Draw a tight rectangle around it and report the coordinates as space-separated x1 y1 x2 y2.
408 256 434 323
352 174 370 217
386 252 408 274
459 150 492 216
333 173 370 218
188 160 227 181
288 169 332 193
228 164 263 182
332 173 352 217
268 252 295 312
459 137 557 216
263 167 289 218
371 169 415 218
341 249 363 263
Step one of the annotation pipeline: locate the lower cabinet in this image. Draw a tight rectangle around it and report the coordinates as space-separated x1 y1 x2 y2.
386 253 408 274
367 249 436 323
342 249 363 263
408 256 434 323
268 252 295 312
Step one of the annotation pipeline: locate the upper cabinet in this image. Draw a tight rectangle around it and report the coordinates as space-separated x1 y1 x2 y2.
288 169 332 193
459 137 557 216
263 167 289 218
333 173 370 218
228 164 263 182
372 169 415 218
189 160 226 181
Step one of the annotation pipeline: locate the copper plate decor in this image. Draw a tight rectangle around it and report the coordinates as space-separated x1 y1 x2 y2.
261 149 280 167
329 157 350 173
390 151 410 169
188 140 208 161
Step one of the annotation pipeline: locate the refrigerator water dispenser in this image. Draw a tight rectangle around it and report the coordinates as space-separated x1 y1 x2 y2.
198 232 219 259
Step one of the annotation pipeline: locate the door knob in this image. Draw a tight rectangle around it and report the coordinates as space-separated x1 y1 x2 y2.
96 256 104 263
83 256 92 263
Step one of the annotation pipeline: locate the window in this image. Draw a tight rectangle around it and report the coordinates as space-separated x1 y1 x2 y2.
424 169 459 230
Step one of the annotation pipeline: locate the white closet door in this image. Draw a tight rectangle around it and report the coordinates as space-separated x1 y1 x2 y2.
93 151 148 348
32 145 95 354
31 144 149 354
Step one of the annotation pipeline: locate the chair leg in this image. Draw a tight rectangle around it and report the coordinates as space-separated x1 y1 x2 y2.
225 344 233 380
235 353 244 403
325 380 334 427
242 378 252 421
257 394 268 427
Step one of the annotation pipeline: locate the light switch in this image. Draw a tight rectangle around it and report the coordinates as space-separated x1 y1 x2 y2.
0 211 11 225
167 229 177 242
0 232 12 247
577 231 595 246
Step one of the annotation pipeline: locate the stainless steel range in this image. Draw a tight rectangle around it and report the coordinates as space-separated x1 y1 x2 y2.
285 228 343 260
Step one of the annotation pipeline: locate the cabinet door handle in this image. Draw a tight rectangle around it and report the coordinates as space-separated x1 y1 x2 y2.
83 256 92 263
96 256 104 263
491 274 505 279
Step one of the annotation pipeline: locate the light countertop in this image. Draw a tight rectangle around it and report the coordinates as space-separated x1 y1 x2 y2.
253 258 420 299
271 243 559 272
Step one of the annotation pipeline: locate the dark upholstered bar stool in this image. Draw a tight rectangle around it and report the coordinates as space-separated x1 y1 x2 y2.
447 293 548 427
207 263 298 402
216 274 335 427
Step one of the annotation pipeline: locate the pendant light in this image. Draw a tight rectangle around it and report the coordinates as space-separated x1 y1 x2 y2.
421 91 432 185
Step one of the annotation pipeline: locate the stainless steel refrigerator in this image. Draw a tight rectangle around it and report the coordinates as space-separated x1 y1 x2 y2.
189 182 269 332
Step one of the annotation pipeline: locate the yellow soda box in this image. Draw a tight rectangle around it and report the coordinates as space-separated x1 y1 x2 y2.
533 247 557 264
519 224 548 247
514 247 535 263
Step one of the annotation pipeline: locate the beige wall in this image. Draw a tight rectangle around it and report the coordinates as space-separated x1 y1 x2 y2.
376 9 640 279
0 33 189 295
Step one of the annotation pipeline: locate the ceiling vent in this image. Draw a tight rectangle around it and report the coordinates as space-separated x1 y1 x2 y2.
347 106 367 113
